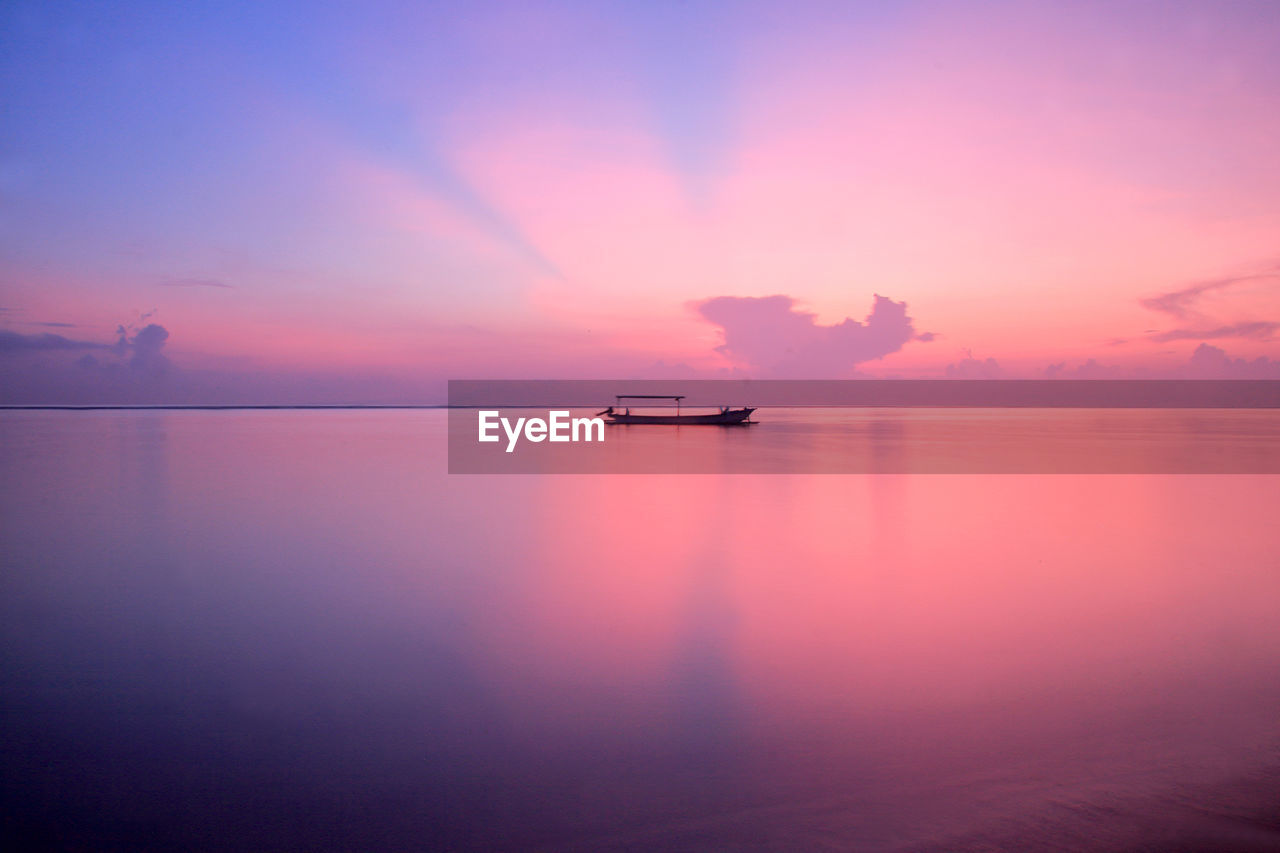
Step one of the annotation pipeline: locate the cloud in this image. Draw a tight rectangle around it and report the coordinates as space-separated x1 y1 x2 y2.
694 294 923 377
126 323 171 375
945 355 1003 378
1183 343 1280 379
1147 321 1279 343
1044 358 1128 379
0 323 173 402
1043 345 1280 379
1139 270 1275 321
1140 264 1280 343
0 330 108 353
160 278 235 289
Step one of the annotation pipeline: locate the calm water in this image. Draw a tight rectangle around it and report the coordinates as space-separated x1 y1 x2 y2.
3 409 1280 851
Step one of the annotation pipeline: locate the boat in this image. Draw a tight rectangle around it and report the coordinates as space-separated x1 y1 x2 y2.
596 395 756 425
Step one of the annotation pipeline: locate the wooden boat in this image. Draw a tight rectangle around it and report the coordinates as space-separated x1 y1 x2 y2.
597 395 756 425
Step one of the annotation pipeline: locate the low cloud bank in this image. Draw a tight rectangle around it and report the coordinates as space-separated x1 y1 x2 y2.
1041 344 1280 379
1 323 172 403
1183 343 1280 378
0 330 107 353
3 303 1277 406
945 355 1003 379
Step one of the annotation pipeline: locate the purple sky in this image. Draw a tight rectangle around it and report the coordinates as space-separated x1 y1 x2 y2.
2 1 1279 403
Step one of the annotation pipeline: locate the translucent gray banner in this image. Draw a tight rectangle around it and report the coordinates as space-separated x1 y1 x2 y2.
448 380 1280 474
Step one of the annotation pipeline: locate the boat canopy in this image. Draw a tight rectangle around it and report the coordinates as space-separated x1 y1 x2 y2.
615 395 684 401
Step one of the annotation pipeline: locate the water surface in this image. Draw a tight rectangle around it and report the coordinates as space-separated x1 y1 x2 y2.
3 410 1279 850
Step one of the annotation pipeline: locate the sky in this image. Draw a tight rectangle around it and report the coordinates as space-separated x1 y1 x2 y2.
2 0 1279 402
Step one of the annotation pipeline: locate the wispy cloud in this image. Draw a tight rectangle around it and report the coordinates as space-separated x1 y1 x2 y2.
0 330 108 353
1140 263 1280 343
1148 321 1279 343
1139 270 1275 320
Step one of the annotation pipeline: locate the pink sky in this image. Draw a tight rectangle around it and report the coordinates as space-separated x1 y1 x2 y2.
2 1 1278 401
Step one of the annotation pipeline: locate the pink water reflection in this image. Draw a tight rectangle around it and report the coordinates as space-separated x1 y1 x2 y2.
3 410 1279 849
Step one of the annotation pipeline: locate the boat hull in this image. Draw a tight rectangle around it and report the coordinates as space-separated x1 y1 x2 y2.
605 408 755 425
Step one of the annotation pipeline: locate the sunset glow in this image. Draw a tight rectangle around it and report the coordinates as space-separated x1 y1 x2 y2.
3 1 1278 399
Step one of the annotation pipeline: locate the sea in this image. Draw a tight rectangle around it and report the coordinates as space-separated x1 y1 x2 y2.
3 408 1279 851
